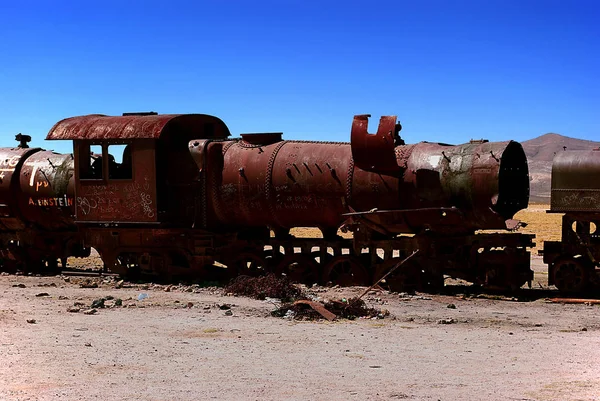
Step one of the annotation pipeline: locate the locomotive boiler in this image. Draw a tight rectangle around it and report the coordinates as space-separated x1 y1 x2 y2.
195 115 529 237
42 112 533 291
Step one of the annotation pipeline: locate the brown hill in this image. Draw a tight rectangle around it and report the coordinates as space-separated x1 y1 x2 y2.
520 133 600 202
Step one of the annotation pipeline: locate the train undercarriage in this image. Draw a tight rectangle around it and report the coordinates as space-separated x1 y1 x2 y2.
82 226 534 292
0 231 90 274
543 214 600 294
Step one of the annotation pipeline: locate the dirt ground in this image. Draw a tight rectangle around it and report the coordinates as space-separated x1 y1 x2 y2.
1 259 600 401
2 206 600 401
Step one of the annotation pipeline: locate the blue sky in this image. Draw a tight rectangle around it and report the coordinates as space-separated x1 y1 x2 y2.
0 0 598 154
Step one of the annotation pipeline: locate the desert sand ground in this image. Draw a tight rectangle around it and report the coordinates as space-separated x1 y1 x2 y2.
2 205 600 401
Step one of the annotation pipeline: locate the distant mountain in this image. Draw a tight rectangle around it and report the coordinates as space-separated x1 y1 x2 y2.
520 133 600 202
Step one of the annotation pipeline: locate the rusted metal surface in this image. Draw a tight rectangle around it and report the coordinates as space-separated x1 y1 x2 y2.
74 139 158 223
198 122 529 235
0 147 40 230
65 112 234 224
351 115 402 174
547 298 600 304
543 149 600 293
395 139 529 232
18 150 75 230
0 141 87 272
0 147 76 231
550 150 600 212
205 138 357 233
293 300 337 321
46 114 231 140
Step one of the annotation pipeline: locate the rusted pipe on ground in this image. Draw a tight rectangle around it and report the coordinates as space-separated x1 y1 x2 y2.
547 298 600 304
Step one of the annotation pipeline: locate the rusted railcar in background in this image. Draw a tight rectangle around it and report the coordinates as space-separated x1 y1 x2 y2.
43 112 534 291
543 149 600 293
0 136 88 272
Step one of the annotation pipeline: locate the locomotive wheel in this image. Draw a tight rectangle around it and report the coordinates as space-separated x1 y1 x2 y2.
322 255 370 287
0 259 18 274
229 251 269 278
374 258 422 293
263 248 284 271
44 259 61 275
552 257 590 293
276 254 320 285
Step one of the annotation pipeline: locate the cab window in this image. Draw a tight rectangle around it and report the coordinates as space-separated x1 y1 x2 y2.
108 144 132 179
79 143 103 180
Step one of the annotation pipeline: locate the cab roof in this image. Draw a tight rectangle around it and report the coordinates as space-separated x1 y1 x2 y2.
46 113 231 141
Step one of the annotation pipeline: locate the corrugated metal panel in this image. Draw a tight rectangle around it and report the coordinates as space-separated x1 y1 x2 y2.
46 114 231 140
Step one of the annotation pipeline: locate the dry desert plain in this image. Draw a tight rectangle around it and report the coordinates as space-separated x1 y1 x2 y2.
2 204 600 401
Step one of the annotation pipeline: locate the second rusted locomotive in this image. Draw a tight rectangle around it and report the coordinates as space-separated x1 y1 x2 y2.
32 112 533 291
543 149 600 293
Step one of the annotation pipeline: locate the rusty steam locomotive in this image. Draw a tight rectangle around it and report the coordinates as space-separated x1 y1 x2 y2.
542 149 600 293
0 112 538 291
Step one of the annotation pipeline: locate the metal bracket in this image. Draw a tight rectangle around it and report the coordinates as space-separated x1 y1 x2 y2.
350 114 402 174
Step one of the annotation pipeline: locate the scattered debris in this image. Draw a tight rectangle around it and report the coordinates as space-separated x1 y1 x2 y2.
80 279 98 289
263 297 282 306
137 293 149 301
114 298 123 307
273 297 386 321
225 274 303 301
186 302 194 308
224 310 233 316
447 303 456 309
12 283 26 288
292 300 336 321
26 319 36 324
83 309 97 315
58 295 69 300
91 298 105 308
35 292 50 297
437 318 456 324
115 280 124 289
84 343 92 347
218 303 231 310
67 307 80 313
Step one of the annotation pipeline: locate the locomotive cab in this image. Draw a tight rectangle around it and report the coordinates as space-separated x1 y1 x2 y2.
47 113 231 226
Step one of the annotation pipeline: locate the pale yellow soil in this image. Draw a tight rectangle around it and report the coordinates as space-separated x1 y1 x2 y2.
514 204 562 251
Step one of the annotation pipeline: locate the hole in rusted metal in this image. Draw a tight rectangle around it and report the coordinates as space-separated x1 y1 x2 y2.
494 141 529 219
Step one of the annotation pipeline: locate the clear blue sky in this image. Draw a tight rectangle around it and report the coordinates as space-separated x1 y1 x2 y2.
0 0 598 154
